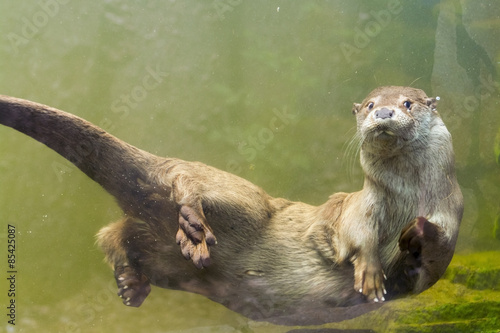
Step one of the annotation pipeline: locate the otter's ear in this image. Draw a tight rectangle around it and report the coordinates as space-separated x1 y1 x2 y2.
426 96 439 111
352 103 361 115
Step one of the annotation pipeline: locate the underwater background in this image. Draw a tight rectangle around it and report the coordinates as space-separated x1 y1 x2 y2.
0 0 499 332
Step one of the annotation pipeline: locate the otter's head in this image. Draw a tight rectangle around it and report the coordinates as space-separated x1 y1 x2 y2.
352 86 440 155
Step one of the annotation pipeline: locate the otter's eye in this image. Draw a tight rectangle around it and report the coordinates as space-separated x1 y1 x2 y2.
367 102 374 110
403 101 412 110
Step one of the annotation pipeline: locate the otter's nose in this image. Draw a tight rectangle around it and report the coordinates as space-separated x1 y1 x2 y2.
375 108 394 119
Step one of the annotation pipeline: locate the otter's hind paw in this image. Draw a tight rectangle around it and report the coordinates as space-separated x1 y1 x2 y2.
176 205 217 269
115 266 151 307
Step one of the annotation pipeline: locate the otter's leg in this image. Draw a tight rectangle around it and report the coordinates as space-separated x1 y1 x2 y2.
172 175 217 269
399 216 452 293
96 218 151 307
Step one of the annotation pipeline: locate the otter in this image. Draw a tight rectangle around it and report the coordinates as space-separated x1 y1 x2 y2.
0 86 463 325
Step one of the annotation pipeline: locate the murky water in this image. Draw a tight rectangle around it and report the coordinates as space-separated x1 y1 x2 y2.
0 1 499 332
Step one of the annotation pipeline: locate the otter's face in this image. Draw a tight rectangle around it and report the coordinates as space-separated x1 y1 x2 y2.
352 86 439 154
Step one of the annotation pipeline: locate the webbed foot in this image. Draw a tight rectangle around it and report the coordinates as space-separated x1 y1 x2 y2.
176 205 217 269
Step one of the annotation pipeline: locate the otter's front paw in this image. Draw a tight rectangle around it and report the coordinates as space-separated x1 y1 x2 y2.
399 216 440 273
176 205 217 269
115 266 151 307
353 259 387 303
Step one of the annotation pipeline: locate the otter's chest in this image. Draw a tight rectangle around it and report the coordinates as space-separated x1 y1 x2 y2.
375 190 419 241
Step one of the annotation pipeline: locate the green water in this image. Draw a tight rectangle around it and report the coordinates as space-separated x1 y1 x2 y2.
0 0 499 332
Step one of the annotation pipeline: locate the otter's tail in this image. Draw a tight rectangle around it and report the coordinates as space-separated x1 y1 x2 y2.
0 95 161 212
